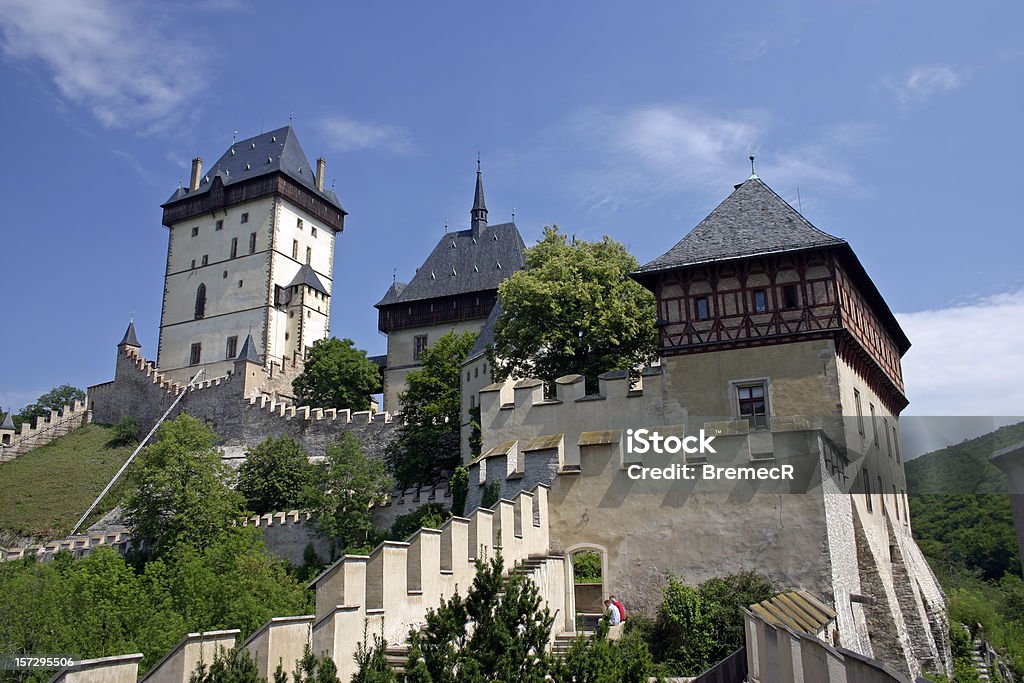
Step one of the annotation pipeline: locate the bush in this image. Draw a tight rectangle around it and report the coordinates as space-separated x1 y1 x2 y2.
573 551 602 583
387 503 451 541
480 479 501 509
450 466 469 517
110 416 140 447
236 437 314 515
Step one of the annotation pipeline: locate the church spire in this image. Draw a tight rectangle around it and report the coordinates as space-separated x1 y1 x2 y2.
471 154 487 235
118 320 141 348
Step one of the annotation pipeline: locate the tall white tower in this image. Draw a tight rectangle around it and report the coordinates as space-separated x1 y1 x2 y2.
157 126 345 383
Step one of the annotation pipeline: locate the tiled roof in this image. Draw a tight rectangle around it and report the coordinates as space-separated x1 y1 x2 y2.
375 280 408 307
236 333 261 364
289 264 329 295
163 125 344 212
636 178 846 273
465 298 503 362
118 321 141 347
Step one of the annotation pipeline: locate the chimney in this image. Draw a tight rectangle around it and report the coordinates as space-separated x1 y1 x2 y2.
190 157 203 191
316 157 326 192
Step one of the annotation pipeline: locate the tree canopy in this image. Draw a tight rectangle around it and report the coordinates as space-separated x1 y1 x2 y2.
9 384 87 428
491 227 656 389
292 337 381 411
236 436 315 515
386 331 477 488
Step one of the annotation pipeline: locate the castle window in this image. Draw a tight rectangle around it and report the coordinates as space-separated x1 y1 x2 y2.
241 212 249 224
466 371 470 382
225 336 238 359
297 218 303 230
194 284 206 319
192 226 199 237
854 389 864 435
884 419 893 458
782 284 799 309
215 220 223 231
230 237 238 259
753 289 768 313
292 240 299 260
201 255 208 266
892 484 900 520
238 280 243 288
249 232 256 254
870 403 879 448
191 259 196 269
863 469 873 513
735 381 768 429
190 342 202 365
893 426 901 462
694 297 710 321
311 226 317 238
474 367 479 378
414 334 428 360
306 246 312 264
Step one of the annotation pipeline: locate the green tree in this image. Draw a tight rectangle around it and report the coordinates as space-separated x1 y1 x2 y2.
352 623 397 683
386 331 477 487
491 227 656 390
288 643 340 683
450 467 469 517
110 415 141 447
237 437 315 515
306 433 393 555
15 384 87 428
480 479 501 509
123 414 246 558
190 645 262 683
572 551 602 583
556 617 653 683
292 338 381 412
387 503 451 541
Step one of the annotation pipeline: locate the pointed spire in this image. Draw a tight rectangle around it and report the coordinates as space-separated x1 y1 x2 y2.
235 332 261 364
118 320 141 348
1 412 14 431
471 154 488 235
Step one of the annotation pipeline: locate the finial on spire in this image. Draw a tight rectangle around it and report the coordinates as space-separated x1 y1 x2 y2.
289 111 294 124
749 155 758 179
512 206 516 221
477 151 481 173
393 268 397 283
471 156 487 235
232 130 238 145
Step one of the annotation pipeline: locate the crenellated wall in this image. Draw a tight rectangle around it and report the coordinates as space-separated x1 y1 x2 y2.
140 630 239 683
0 400 92 462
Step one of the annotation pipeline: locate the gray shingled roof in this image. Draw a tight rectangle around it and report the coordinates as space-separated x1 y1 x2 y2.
118 321 141 347
289 264 330 295
376 222 526 306
1 412 14 431
635 178 846 273
236 333 261 364
466 298 503 362
163 126 344 212
375 280 408 307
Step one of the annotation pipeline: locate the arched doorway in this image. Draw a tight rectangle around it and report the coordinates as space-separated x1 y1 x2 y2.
566 545 607 633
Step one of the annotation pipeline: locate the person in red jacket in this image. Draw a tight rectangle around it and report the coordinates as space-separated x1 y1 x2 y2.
610 594 626 622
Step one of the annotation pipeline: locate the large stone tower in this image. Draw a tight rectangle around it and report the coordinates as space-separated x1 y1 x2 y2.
157 126 345 384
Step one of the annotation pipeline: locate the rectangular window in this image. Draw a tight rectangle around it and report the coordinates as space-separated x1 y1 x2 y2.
292 240 299 260
870 403 879 447
863 469 873 513
201 254 208 266
249 232 257 254
893 426 901 462
892 484 900 520
241 212 249 224
306 246 312 264
311 226 317 238
854 389 864 435
884 419 893 458
782 284 799 309
191 226 199 237
736 381 768 429
230 237 238 259
877 475 884 511
225 336 238 360
190 259 196 269
413 334 428 360
190 343 202 365
297 218 304 230
215 220 223 231
694 296 710 321
753 289 768 313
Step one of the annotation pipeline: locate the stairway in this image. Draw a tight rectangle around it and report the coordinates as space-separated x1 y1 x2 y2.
972 638 991 682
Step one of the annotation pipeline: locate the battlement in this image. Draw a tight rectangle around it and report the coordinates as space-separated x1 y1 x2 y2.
0 399 92 462
0 529 131 562
243 394 395 425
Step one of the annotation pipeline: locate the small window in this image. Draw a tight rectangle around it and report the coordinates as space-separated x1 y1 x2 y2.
311 226 317 238
191 259 196 269
892 426 901 462
306 246 312 264
230 237 238 259
892 484 900 520
782 285 799 309
190 342 202 365
736 381 768 429
466 371 471 382
249 232 257 254
297 218 303 230
191 226 199 237
215 220 223 231
694 296 710 321
863 469 873 513
413 334 428 360
870 404 879 447
201 254 208 266
884 419 893 458
753 289 768 313
854 389 864 435
225 335 238 359
222 270 228 279
241 212 249 224
292 240 299 260
877 475 884 508
194 283 206 319
238 280 243 288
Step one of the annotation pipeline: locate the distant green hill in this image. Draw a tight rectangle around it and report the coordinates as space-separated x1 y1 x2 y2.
905 421 1024 494
0 424 133 541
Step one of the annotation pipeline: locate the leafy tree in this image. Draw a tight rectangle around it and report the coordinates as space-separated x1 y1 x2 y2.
450 466 469 517
292 337 381 412
352 623 397 683
480 479 501 509
190 645 262 683
491 227 656 390
387 503 451 541
556 617 653 683
306 433 393 555
386 331 477 488
15 384 87 428
123 414 246 558
110 416 141 447
237 437 315 515
572 551 602 583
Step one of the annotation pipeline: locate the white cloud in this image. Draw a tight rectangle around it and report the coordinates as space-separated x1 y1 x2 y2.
0 0 207 131
318 116 414 155
898 289 1024 416
563 105 859 211
889 65 963 104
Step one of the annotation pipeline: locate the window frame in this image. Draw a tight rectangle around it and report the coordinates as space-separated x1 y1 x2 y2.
225 335 238 360
413 334 428 361
694 296 710 321
753 289 768 313
189 342 202 366
731 378 770 430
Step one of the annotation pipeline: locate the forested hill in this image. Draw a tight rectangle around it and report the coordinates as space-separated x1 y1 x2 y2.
905 421 1024 495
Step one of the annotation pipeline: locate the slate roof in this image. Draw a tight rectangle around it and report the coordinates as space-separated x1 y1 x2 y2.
466 298 503 362
236 333 261 364
375 222 526 307
376 280 408 307
162 125 344 213
289 264 330 295
1 412 14 431
635 177 846 274
118 321 141 347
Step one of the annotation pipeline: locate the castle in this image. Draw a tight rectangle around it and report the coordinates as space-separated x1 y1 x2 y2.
5 127 952 681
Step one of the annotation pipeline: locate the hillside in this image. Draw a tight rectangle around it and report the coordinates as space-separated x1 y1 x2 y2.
905 420 1024 494
0 423 133 542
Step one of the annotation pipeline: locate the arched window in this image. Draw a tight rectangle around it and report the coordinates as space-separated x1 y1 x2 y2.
195 283 206 319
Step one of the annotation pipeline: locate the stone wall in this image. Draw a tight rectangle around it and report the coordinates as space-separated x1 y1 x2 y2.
0 400 92 462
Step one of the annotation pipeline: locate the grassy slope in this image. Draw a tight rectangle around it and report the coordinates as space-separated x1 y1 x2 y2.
0 424 133 540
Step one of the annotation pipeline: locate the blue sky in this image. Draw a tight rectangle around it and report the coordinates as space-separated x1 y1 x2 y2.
0 1 1022 434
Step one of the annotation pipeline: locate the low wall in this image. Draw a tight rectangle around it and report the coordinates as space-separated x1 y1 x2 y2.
0 401 91 462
